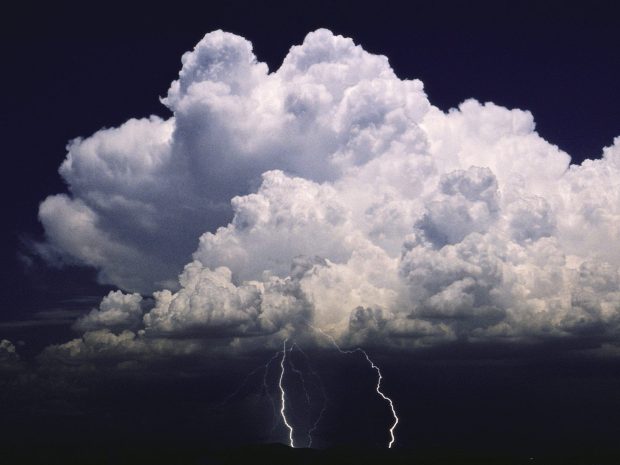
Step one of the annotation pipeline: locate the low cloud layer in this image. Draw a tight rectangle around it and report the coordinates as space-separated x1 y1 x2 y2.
0 339 21 371
37 30 620 363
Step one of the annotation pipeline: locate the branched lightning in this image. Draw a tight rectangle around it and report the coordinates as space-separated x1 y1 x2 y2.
289 342 328 448
213 364 265 410
215 349 283 437
306 398 327 448
217 339 328 448
216 325 397 449
279 339 295 447
262 350 283 433
307 323 400 448
288 343 311 405
359 349 399 448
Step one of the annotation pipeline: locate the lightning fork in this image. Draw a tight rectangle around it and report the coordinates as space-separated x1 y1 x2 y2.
279 339 295 447
214 350 280 410
359 349 399 448
214 348 284 440
288 343 311 405
307 323 399 448
262 350 284 434
289 342 328 448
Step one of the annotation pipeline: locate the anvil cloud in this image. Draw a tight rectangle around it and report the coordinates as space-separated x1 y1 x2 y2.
38 30 620 363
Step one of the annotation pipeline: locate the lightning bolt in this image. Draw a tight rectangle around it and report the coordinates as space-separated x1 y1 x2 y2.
215 348 283 437
218 339 328 447
279 339 295 447
307 323 399 448
359 349 399 448
262 350 283 434
288 343 311 405
217 326 396 449
289 342 328 448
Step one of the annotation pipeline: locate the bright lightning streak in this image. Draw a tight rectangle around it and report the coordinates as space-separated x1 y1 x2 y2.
279 339 295 448
307 323 399 448
217 340 324 447
263 350 283 433
217 326 396 448
359 350 399 448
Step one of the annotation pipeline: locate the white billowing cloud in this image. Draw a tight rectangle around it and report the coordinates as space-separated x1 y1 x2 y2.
73 290 144 332
143 260 309 336
38 29 428 293
421 100 571 196
36 29 620 359
413 166 500 248
555 140 620 265
193 170 370 281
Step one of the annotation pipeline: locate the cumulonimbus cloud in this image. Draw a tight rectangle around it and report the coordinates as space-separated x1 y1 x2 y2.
38 29 620 363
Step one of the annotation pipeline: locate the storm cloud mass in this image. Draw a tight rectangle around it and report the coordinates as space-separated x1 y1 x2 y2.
36 29 620 363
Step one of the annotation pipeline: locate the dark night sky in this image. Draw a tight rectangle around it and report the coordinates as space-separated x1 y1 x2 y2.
1 1 619 461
